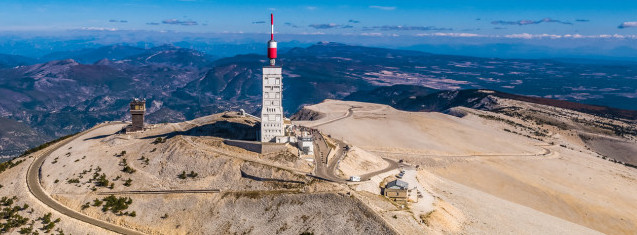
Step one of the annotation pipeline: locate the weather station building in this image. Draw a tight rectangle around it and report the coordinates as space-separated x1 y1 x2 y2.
126 98 146 132
261 14 286 143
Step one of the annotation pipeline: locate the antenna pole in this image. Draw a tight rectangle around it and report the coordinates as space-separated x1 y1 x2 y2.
270 14 274 40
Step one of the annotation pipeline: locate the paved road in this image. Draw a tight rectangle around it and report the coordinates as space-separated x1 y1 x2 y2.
303 107 407 183
309 129 405 182
26 122 145 235
360 158 404 181
311 131 344 182
98 189 221 195
325 138 349 179
308 107 355 128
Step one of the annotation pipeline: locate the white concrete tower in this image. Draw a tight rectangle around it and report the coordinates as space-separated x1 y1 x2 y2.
261 14 284 142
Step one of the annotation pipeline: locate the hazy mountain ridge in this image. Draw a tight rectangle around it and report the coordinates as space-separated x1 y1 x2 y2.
0 117 48 159
346 86 637 120
1 42 637 158
0 54 38 68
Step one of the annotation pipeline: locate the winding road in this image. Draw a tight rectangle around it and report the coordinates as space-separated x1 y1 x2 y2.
26 122 144 235
305 107 407 183
310 131 345 182
306 107 356 128
300 104 555 183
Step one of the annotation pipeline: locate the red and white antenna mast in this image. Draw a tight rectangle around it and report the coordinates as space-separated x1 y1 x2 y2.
267 13 277 66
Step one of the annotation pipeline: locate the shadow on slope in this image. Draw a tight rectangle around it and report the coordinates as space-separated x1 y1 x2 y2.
144 120 258 141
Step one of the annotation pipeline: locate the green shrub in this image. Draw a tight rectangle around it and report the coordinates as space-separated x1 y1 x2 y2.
92 198 103 207
187 171 198 178
93 173 109 187
0 159 25 175
67 178 80 184
101 195 133 214
122 166 136 174
124 178 132 187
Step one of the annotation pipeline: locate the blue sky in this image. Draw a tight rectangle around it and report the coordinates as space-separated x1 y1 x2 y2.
1 0 637 37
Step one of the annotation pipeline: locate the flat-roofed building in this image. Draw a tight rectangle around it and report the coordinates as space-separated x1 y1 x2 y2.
384 179 409 201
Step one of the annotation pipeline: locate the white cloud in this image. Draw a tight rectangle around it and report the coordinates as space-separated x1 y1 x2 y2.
369 5 396 10
299 32 325 35
306 6 317 10
418 33 481 37
618 22 637 29
504 33 562 39
361 32 383 36
79 27 118 31
415 32 637 39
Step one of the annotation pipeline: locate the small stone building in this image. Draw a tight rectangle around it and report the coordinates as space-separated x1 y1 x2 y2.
126 98 146 132
384 179 409 201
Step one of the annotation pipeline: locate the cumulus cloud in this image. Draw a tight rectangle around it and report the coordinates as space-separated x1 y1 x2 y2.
349 19 360 24
618 22 637 29
491 18 572 26
369 5 396 10
109 19 128 23
365 25 452 31
252 21 266 24
146 22 160 25
162 19 198 26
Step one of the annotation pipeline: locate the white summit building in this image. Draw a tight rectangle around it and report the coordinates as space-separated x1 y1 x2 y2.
261 66 284 142
260 14 285 142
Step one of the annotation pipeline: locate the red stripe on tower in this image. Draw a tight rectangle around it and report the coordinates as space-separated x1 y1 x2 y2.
267 13 277 66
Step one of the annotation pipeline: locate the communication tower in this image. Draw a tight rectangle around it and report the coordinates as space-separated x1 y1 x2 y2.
261 14 284 142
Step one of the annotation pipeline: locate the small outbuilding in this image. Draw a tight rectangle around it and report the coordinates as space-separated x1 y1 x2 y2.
297 132 314 155
383 179 409 201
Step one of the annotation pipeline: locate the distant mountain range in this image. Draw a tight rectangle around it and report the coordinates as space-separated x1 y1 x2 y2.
0 42 636 158
345 85 637 120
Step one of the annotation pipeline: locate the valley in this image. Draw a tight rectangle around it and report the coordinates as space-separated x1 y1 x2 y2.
1 43 637 158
